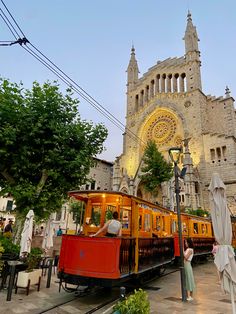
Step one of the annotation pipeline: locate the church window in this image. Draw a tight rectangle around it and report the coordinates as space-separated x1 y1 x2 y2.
210 149 215 162
222 146 227 161
145 85 149 101
135 94 139 110
156 74 160 93
195 182 199 194
216 147 221 161
140 90 144 106
91 180 96 190
180 73 186 92
150 80 155 97
161 74 166 92
167 74 172 92
174 73 179 92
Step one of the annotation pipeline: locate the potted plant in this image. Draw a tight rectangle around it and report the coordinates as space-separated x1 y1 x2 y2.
113 289 150 314
16 247 43 295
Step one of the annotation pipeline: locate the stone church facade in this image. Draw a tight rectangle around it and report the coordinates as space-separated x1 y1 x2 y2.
112 12 236 213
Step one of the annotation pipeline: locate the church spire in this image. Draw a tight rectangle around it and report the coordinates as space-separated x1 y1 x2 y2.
126 45 139 88
183 11 200 54
183 12 202 91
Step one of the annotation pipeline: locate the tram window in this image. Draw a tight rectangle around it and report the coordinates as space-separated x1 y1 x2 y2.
182 223 187 233
155 216 161 231
91 206 101 226
144 214 151 232
201 224 206 234
121 210 130 229
171 220 177 233
139 215 142 230
105 205 116 221
162 216 166 231
193 223 198 234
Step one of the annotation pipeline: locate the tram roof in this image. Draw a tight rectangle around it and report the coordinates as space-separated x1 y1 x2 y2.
68 189 171 213
68 190 212 221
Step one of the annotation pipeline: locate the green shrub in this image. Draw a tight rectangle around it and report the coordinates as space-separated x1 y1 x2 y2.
26 247 43 272
113 289 150 314
0 236 20 255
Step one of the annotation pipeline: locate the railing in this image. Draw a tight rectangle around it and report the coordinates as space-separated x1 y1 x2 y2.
192 237 215 256
138 237 174 271
119 238 135 275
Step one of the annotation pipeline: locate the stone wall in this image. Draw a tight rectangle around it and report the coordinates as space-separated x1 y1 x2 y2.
32 235 62 257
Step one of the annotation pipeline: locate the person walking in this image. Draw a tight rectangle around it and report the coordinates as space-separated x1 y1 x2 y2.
90 211 122 237
184 238 195 301
57 226 63 236
212 241 220 283
3 220 13 238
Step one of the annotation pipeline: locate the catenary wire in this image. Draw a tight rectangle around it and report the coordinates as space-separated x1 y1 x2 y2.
1 0 25 38
0 2 146 147
27 43 145 145
22 45 129 136
0 10 18 39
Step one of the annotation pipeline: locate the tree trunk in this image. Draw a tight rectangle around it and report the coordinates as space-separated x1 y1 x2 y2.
13 217 24 245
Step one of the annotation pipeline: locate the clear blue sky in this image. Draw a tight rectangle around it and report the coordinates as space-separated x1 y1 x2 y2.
1 1 236 161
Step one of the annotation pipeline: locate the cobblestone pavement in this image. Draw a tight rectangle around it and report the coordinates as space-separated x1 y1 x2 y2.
0 261 234 314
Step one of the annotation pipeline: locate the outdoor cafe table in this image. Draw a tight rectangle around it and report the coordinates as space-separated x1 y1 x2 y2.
6 260 24 301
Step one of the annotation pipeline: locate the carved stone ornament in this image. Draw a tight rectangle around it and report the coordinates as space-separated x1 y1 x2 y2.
184 100 191 108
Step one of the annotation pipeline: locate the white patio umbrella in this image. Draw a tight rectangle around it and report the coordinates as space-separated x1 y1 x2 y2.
209 172 236 314
20 209 34 256
42 217 54 253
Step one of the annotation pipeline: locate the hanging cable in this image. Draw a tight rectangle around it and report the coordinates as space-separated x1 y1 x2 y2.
22 45 128 135
0 0 26 37
0 1 147 147
0 10 18 40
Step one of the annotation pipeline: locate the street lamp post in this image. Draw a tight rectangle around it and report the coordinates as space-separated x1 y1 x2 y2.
169 147 187 302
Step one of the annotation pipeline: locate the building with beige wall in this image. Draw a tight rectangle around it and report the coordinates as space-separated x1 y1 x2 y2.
53 157 113 233
113 12 236 213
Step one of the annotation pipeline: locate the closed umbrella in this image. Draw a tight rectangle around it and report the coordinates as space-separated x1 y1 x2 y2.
209 172 236 313
20 209 34 256
42 218 54 252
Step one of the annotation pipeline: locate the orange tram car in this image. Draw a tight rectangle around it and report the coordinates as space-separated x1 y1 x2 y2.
58 191 214 288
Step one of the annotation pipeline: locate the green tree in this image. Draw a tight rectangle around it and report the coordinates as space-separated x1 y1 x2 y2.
0 78 108 218
140 140 173 194
69 199 85 233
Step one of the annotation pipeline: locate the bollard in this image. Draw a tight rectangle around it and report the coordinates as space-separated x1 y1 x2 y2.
6 265 16 301
46 258 53 288
120 286 126 300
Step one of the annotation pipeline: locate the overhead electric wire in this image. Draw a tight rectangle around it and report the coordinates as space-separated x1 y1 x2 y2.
0 10 17 39
0 0 25 38
27 43 145 144
22 45 126 134
0 1 146 147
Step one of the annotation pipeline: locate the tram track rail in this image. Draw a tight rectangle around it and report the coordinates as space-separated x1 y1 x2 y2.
38 267 180 314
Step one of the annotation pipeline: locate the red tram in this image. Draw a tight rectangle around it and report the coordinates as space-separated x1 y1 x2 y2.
58 191 214 288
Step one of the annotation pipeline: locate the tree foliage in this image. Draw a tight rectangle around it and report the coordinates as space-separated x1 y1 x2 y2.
185 207 210 217
69 199 85 232
0 78 108 218
140 140 173 193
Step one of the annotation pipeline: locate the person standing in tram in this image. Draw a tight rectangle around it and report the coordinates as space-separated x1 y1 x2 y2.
90 211 122 237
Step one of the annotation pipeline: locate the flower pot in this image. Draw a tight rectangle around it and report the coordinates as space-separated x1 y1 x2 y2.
16 269 41 295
